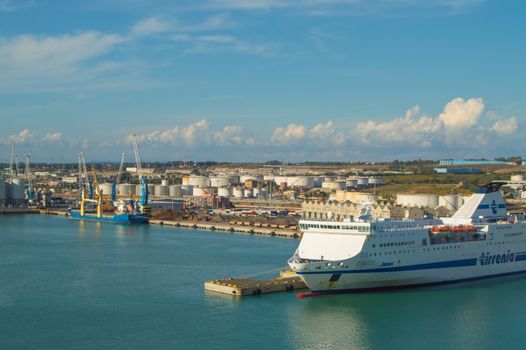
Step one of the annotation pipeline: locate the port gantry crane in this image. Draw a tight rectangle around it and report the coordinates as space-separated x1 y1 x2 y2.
112 152 126 202
24 153 35 204
131 134 150 215
77 152 93 201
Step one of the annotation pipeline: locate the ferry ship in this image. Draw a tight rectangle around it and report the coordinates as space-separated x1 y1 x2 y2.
289 182 526 294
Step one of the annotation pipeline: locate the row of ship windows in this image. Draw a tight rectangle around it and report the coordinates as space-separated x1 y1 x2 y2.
367 240 519 256
300 223 370 232
369 232 420 239
374 241 415 248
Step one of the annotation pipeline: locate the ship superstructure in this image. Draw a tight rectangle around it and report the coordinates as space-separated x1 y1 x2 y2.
289 183 526 294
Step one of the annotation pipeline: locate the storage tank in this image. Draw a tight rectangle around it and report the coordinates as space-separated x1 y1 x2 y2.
98 183 113 196
396 194 439 208
346 179 358 188
240 175 263 183
183 175 211 187
155 185 170 197
273 176 288 186
439 195 459 210
210 176 230 187
192 187 206 196
368 177 383 185
232 188 244 198
161 179 168 186
217 187 231 197
357 177 369 186
259 188 268 197
228 175 240 185
313 176 324 187
181 185 193 196
253 188 260 197
118 184 135 196
169 185 182 197
244 188 253 197
322 180 346 191
511 175 524 182
287 176 314 187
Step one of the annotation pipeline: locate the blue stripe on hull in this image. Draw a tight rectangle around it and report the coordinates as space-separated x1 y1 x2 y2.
70 211 149 224
306 269 526 295
297 258 478 275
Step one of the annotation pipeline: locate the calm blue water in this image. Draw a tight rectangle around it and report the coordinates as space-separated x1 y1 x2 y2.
2 215 526 349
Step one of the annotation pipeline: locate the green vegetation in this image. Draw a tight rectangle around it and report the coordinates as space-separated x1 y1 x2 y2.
365 173 510 198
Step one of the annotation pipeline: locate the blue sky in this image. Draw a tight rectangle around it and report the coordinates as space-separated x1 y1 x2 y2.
1 0 524 162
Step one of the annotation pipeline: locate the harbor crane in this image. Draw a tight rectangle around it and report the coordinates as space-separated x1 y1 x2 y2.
112 153 126 202
77 152 93 200
24 153 35 204
131 134 150 214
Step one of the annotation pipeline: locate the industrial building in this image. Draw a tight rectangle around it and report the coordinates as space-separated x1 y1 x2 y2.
439 159 512 166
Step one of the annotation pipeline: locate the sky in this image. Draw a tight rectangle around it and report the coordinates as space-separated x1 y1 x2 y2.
0 0 525 163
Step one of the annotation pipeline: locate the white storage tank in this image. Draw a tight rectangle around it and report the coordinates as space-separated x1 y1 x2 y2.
192 187 206 196
169 185 182 198
233 188 244 198
253 188 260 197
118 184 135 196
98 183 113 196
181 185 193 196
322 180 346 191
273 176 288 186
396 194 439 208
217 187 231 197
287 176 314 187
357 177 369 186
161 179 168 186
313 176 324 187
511 175 524 182
228 175 240 185
210 176 230 187
439 195 459 210
368 177 383 185
346 179 358 188
155 185 170 197
183 175 211 187
244 188 253 197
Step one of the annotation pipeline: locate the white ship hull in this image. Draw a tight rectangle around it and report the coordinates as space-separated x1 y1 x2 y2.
289 183 526 294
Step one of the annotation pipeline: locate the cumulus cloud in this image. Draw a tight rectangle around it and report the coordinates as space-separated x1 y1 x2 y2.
42 132 62 142
6 129 34 144
491 116 517 135
438 97 484 129
131 119 249 148
271 124 306 145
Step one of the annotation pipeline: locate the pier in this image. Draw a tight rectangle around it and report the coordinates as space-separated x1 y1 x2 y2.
149 219 301 238
204 274 306 296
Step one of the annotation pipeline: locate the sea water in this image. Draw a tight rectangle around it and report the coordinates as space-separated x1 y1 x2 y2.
1 215 526 349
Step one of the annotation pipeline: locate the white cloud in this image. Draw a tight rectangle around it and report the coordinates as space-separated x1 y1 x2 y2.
438 97 485 130
132 17 172 36
6 129 34 144
271 124 306 145
213 125 244 145
42 132 62 142
491 116 517 135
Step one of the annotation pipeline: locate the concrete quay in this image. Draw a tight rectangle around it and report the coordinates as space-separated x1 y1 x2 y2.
0 207 39 214
204 276 306 296
149 219 301 238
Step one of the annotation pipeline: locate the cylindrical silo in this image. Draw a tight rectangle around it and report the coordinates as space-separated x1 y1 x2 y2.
11 179 25 201
99 183 113 196
161 179 168 186
439 195 458 210
210 176 230 187
217 187 231 197
155 185 170 197
118 184 135 196
181 185 193 196
396 194 439 208
233 188 244 198
169 185 182 197
244 188 253 197
187 175 211 187
253 188 260 197
357 177 369 186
